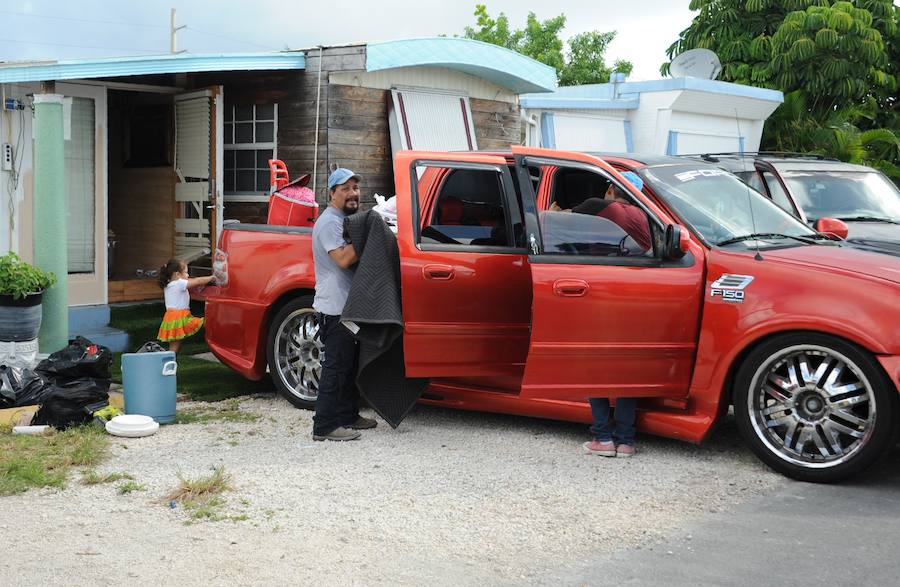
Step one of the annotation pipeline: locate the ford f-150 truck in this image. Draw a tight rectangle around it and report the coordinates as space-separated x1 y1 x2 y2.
203 147 900 482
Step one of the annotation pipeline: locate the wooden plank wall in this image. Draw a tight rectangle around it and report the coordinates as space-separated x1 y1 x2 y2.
326 83 392 206
471 98 523 151
278 45 372 205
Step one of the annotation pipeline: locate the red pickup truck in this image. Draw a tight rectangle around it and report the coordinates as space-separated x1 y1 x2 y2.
204 147 900 482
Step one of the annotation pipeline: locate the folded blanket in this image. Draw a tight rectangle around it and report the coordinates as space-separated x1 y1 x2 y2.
342 210 428 428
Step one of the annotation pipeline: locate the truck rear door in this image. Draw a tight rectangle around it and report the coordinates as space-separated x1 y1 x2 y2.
393 151 531 378
512 146 705 401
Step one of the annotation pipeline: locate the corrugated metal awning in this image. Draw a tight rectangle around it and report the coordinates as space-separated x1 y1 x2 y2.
367 38 557 94
0 52 305 83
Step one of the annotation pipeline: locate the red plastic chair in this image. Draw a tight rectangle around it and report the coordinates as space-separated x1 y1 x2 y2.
268 159 290 193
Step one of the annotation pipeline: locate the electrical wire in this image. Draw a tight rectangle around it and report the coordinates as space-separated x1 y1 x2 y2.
183 26 279 51
0 9 168 29
0 37 160 53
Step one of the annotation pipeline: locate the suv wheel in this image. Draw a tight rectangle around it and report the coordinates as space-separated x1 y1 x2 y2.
266 295 321 409
734 332 895 483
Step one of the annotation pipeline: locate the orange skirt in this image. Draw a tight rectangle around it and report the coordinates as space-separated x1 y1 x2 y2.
158 309 204 342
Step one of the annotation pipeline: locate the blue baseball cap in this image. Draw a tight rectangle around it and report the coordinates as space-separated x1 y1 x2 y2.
619 170 644 192
328 168 361 190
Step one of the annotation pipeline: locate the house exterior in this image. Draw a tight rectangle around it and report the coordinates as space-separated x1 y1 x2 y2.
0 38 556 352
520 74 784 156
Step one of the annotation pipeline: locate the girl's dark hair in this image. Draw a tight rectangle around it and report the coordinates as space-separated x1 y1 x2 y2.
159 259 183 289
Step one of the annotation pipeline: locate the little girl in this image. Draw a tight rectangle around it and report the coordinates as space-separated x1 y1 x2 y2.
157 259 215 353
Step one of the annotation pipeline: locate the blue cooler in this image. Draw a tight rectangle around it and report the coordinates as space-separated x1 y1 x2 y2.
121 351 178 423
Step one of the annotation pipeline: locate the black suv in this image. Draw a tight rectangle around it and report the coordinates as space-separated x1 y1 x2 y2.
684 153 900 256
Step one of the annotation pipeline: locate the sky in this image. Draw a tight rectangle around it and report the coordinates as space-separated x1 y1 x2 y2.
0 0 696 81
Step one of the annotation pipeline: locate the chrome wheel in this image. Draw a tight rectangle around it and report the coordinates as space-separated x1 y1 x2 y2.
273 308 322 403
748 344 876 469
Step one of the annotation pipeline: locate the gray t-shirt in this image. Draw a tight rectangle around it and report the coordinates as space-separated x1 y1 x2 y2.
312 207 355 315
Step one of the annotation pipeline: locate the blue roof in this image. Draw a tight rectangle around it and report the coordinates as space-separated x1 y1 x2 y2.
0 52 306 83
521 77 783 110
366 37 557 94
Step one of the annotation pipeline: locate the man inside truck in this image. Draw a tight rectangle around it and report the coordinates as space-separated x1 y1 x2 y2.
550 171 651 252
310 168 378 441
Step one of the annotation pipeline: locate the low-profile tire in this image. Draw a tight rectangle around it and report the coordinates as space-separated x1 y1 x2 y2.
733 332 896 483
266 295 321 410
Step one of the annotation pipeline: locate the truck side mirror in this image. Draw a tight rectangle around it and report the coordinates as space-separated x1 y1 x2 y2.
664 224 689 260
813 217 849 240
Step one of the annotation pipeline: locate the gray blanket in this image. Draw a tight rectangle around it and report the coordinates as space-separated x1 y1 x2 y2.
342 210 428 428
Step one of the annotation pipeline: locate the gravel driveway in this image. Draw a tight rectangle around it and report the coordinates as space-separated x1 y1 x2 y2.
3 394 783 585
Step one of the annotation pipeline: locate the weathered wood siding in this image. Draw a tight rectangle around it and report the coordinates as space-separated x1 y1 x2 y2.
326 83 391 205
470 97 522 151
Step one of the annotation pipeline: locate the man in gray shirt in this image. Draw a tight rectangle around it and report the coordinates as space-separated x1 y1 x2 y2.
311 168 377 441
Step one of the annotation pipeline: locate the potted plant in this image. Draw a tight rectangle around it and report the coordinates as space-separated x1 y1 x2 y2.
0 252 57 341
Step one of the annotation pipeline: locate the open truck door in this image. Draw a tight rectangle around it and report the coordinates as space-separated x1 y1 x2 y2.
393 151 532 379
511 146 705 402
174 87 224 263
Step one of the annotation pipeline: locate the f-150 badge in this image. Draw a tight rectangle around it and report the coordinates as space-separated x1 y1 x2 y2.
710 274 754 303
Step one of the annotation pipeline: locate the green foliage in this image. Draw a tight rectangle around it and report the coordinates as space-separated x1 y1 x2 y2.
668 0 898 181
665 0 896 116
0 426 109 496
763 91 900 181
0 252 57 299
461 4 631 86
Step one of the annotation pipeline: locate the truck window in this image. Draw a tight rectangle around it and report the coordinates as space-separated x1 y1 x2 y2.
761 171 795 214
543 169 654 257
417 166 523 248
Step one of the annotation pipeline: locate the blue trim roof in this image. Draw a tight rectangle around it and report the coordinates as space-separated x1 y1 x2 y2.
0 52 306 83
521 76 783 110
366 37 557 94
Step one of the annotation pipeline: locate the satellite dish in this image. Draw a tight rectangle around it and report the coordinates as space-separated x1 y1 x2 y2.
669 48 722 80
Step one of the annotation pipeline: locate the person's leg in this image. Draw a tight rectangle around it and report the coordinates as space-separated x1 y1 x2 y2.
313 315 353 437
334 322 361 427
169 340 181 354
612 397 637 446
585 397 617 456
588 397 613 441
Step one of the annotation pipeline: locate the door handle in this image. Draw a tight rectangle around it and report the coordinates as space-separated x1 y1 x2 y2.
423 264 454 281
553 279 588 297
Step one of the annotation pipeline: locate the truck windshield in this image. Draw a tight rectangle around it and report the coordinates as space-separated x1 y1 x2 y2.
639 165 818 247
780 171 900 223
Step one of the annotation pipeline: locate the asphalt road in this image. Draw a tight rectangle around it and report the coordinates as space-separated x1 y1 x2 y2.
548 447 900 586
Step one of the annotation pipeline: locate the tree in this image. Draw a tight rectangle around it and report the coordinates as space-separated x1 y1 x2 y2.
665 1 898 180
462 4 633 86
664 1 896 119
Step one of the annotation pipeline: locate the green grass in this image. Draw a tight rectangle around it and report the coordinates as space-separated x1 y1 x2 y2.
164 465 243 521
117 480 146 494
0 425 110 496
82 470 134 485
174 399 262 425
109 302 274 402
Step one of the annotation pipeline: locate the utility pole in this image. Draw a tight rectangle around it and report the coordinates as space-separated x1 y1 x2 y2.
170 8 186 54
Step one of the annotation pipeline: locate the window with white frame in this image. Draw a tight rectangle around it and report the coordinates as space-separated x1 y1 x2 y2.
224 103 277 202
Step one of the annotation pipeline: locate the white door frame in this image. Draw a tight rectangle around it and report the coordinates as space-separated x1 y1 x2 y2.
58 82 108 306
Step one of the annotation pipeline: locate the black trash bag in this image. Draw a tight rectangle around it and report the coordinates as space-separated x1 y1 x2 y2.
15 369 53 407
0 365 17 408
36 336 112 382
31 377 109 430
137 341 167 353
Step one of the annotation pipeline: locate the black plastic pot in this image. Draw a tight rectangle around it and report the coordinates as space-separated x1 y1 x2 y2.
0 291 44 341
